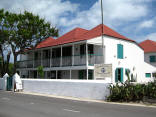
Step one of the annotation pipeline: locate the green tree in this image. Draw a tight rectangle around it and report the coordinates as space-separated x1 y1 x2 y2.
37 66 44 78
4 10 58 73
0 9 11 76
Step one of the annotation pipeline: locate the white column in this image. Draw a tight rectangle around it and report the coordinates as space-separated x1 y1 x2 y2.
72 44 74 66
60 46 62 66
70 70 72 80
86 42 88 67
50 48 52 68
86 69 88 80
86 42 88 80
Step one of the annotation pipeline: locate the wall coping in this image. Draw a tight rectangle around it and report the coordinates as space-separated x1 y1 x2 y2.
21 78 111 84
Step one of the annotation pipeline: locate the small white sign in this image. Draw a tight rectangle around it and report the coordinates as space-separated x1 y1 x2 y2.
94 64 112 80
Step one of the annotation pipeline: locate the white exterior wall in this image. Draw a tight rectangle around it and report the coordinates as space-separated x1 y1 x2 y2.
22 79 110 100
88 36 156 83
0 78 4 90
144 52 156 67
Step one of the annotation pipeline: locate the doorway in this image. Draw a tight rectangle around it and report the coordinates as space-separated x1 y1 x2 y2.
115 68 123 82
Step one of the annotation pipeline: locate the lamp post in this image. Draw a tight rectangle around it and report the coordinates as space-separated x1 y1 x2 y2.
101 0 105 64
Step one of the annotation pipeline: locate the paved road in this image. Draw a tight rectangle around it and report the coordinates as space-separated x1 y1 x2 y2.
0 91 156 117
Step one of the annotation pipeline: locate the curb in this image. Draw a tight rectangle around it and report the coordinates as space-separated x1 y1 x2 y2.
17 91 156 108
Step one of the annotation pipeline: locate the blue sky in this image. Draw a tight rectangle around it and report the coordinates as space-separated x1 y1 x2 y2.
0 0 156 43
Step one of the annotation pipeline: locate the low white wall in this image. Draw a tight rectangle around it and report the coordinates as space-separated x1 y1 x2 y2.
21 79 110 100
0 78 3 90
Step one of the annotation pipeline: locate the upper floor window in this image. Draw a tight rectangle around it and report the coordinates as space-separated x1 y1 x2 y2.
117 44 123 59
149 55 156 62
145 73 151 78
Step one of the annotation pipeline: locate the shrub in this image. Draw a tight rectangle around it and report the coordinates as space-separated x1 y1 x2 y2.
107 81 156 102
37 66 44 78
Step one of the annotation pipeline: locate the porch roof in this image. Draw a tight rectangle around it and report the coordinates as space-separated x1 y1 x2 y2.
36 24 136 49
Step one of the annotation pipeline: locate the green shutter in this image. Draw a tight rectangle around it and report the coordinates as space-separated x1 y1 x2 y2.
121 68 123 82
150 56 155 62
117 44 123 59
145 73 151 78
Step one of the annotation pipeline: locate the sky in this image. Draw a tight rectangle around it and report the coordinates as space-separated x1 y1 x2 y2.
0 0 156 43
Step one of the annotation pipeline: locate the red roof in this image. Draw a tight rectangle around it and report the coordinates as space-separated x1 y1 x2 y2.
76 24 135 42
139 40 156 53
36 37 56 49
36 24 135 49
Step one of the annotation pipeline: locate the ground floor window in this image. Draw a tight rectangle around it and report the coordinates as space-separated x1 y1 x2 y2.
78 70 87 79
115 68 123 82
88 70 93 80
145 73 151 78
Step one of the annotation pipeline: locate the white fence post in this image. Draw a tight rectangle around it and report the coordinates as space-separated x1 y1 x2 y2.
2 73 9 90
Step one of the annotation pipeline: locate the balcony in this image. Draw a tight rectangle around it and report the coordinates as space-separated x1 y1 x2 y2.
17 54 103 68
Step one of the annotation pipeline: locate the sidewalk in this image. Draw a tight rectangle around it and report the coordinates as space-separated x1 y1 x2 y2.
18 91 156 108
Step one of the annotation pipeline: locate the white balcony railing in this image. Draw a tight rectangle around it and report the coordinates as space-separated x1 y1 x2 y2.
17 54 103 68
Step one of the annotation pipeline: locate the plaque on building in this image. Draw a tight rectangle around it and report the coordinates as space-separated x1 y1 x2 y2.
94 64 112 80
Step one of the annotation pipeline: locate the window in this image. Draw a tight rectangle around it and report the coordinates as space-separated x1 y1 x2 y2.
149 56 156 62
80 44 86 55
117 44 123 59
145 73 151 78
115 68 123 82
62 46 72 56
88 44 94 54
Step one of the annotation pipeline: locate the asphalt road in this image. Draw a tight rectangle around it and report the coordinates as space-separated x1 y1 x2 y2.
0 91 156 117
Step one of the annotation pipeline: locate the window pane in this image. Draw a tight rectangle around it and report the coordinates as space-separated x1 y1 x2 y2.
145 73 151 78
150 56 155 62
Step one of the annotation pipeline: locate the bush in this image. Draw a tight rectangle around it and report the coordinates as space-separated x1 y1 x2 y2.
107 81 156 102
37 66 44 78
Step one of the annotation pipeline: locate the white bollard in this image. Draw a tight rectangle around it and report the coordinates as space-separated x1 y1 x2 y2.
3 73 9 91
13 73 23 92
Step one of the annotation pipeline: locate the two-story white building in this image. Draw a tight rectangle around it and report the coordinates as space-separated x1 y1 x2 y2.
17 24 156 83
139 40 156 67
139 39 156 78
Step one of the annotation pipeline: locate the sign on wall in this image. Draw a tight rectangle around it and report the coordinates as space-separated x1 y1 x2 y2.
94 64 112 80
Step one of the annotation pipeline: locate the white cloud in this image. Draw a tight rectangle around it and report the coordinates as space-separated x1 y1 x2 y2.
59 0 149 33
138 18 155 29
134 32 156 42
0 0 152 40
0 0 79 26
145 33 156 41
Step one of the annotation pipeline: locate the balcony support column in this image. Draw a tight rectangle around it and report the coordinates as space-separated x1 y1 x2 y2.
50 48 52 68
86 69 88 80
86 42 88 80
60 46 62 67
72 44 74 66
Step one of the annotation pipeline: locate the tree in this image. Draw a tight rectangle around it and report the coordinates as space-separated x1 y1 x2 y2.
4 10 58 73
0 9 11 76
